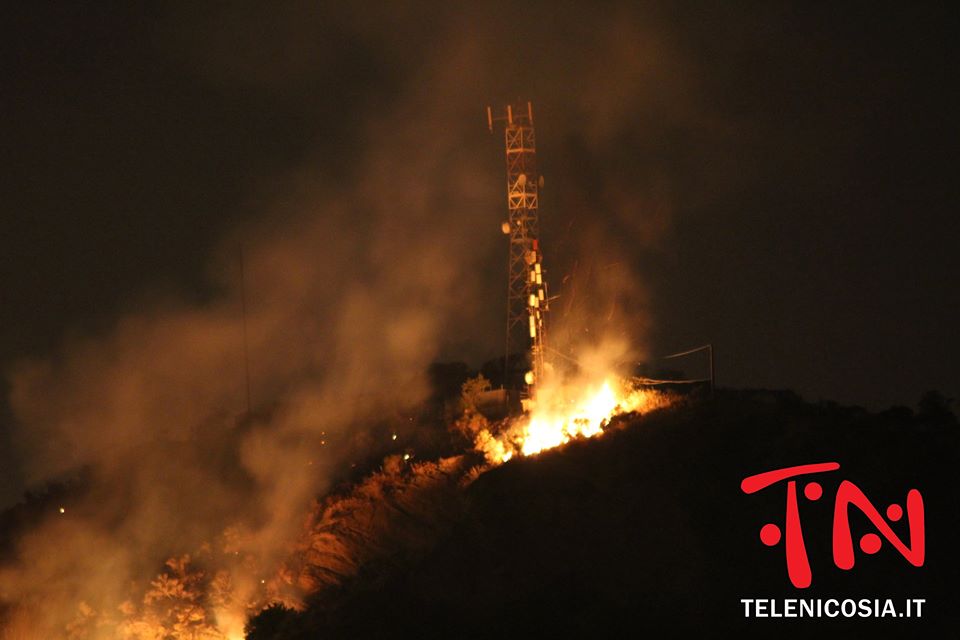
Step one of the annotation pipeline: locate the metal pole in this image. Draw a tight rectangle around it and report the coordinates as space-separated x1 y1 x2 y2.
709 343 715 395
240 246 252 418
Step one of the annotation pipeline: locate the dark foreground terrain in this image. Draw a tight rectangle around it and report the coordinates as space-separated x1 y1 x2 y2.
246 389 960 638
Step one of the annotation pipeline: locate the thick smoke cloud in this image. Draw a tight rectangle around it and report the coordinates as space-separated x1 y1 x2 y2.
1 2 707 635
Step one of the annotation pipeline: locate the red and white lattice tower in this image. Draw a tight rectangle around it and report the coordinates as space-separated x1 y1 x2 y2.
487 102 549 394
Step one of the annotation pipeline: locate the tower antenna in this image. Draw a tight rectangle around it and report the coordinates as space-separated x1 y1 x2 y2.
487 101 549 400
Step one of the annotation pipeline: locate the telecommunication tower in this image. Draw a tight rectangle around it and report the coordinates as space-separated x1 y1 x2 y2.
487 102 548 393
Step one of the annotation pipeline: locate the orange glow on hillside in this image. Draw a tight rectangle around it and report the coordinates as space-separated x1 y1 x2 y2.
475 378 670 464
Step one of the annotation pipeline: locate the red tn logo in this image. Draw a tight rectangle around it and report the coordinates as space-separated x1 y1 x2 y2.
741 462 924 588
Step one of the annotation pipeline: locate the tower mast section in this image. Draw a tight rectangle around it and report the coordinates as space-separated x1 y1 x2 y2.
487 101 548 396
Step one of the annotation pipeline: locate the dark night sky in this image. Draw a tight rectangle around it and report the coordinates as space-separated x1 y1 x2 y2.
0 2 955 505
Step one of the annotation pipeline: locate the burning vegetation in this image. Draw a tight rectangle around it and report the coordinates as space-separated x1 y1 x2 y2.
473 377 672 464
0 363 674 639
0 113 669 634
0 109 668 634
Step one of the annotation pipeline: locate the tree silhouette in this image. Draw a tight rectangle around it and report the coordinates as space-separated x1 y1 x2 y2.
244 603 301 640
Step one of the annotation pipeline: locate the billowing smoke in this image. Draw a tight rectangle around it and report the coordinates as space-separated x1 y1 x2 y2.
0 2 711 636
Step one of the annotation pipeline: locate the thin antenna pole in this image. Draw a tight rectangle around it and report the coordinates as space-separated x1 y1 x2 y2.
239 246 252 417
709 344 715 395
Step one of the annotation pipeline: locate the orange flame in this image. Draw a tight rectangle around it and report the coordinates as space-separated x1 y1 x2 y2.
475 378 669 464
